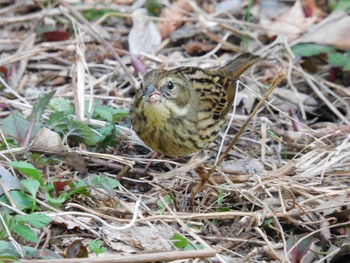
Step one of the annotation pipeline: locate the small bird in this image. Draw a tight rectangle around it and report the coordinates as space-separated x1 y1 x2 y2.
130 53 260 157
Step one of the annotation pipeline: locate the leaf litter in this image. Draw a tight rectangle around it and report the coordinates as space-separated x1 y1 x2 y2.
0 0 349 262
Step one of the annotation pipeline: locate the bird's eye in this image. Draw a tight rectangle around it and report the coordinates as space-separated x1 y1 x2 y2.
167 80 174 90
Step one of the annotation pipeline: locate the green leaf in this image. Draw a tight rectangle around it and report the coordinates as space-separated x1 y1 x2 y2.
145 0 163 16
0 112 41 145
292 43 334 57
0 191 33 212
12 224 38 243
15 213 52 229
29 90 56 122
95 123 118 150
9 162 44 187
88 240 107 256
46 111 69 132
66 120 99 146
88 175 119 195
93 105 129 122
47 113 100 146
156 195 173 209
45 184 68 206
48 98 74 114
81 9 115 21
218 186 225 205
172 233 188 249
21 179 40 198
0 213 15 239
333 0 350 11
345 61 350 71
262 218 273 229
328 52 349 67
0 240 20 259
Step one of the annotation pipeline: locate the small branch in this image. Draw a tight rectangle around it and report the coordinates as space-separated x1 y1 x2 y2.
20 249 217 263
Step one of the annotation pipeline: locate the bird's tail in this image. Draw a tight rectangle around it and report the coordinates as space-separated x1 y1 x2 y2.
219 53 261 79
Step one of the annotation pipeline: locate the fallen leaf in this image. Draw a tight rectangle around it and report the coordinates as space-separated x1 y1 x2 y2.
270 87 318 113
299 10 350 50
301 0 325 18
42 30 70 42
315 193 347 216
220 158 265 175
260 0 315 41
185 41 214 55
30 128 86 173
64 240 88 258
0 66 8 77
30 127 67 154
103 224 172 253
128 8 161 55
170 24 201 43
159 0 192 38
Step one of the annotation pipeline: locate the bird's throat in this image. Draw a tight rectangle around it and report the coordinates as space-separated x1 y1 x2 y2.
143 100 191 126
143 103 171 126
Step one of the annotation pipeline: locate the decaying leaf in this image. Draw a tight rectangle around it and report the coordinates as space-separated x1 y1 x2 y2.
270 87 318 113
185 41 214 55
30 127 67 154
30 128 86 173
299 10 350 50
102 224 172 253
128 8 161 55
260 0 315 41
159 0 192 38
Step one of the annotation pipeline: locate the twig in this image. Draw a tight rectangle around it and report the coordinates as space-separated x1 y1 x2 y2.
57 0 136 85
208 72 285 176
21 249 217 263
52 200 141 231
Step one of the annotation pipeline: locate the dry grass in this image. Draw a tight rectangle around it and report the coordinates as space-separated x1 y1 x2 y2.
0 1 349 262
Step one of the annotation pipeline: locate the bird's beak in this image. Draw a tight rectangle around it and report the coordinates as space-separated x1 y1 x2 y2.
144 84 162 103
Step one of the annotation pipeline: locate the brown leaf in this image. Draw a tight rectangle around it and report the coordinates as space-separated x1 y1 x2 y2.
301 0 325 18
60 152 87 174
30 128 86 173
64 240 88 258
42 30 70 42
0 66 8 77
30 128 67 154
128 9 161 55
299 11 350 50
185 41 214 55
53 180 72 196
159 0 192 38
260 0 315 41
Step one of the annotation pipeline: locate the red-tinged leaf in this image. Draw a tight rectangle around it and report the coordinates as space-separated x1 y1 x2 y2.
287 235 313 263
302 5 313 17
0 66 8 77
65 240 88 258
328 67 337 82
0 102 8 111
42 30 70 42
0 112 40 146
53 180 72 196
301 0 324 18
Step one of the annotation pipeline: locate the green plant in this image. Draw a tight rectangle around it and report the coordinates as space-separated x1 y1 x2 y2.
0 212 51 243
88 240 107 255
292 43 350 71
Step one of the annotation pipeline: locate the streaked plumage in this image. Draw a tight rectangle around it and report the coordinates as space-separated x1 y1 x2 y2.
130 53 260 157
